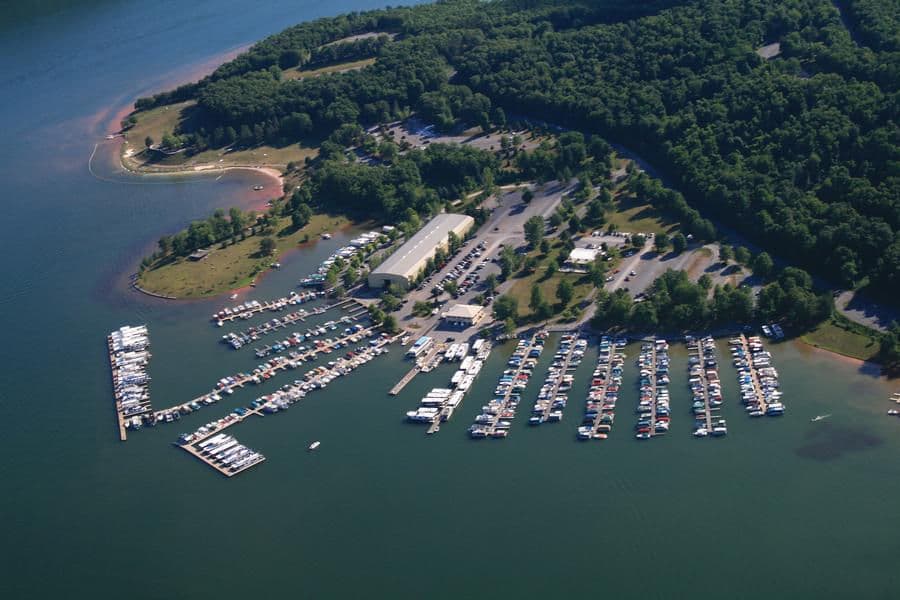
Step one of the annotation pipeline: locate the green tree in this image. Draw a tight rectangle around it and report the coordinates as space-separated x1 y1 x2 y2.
522 189 534 203
540 238 550 255
259 237 276 255
382 314 398 333
753 252 774 279
734 246 751 265
718 245 732 263
524 215 544 249
529 284 545 314
493 294 518 321
654 234 670 254
556 278 574 307
144 136 154 148
671 233 687 254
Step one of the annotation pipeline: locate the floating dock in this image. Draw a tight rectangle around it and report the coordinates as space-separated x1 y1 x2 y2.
108 325 153 441
688 336 726 437
635 338 670 440
730 335 784 417
578 336 624 440
389 341 446 396
469 331 546 438
148 325 381 425
404 340 493 434
178 434 266 477
529 333 586 425
212 290 325 325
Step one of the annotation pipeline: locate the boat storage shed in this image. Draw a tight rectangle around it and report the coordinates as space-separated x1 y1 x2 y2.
368 213 474 290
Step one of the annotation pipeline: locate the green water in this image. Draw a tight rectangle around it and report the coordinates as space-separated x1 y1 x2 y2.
0 2 898 598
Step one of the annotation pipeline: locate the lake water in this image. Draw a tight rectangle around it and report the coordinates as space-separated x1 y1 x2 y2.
0 2 898 598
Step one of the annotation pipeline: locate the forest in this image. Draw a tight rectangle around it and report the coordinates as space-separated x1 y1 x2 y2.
133 0 899 303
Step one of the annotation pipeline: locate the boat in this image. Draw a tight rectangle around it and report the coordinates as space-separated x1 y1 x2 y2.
321 232 332 240
810 414 831 422
308 441 321 451
252 185 264 191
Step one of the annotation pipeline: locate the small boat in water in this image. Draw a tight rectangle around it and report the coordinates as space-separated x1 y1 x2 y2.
810 414 831 422
308 441 321 451
252 185 264 191
230 293 239 300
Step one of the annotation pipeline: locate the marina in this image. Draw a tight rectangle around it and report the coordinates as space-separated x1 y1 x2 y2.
688 336 727 438
178 434 266 478
108 325 152 441
730 335 785 417
221 298 363 349
469 331 546 438
211 290 324 325
578 336 624 440
528 333 586 426
634 338 670 440
405 339 493 434
299 229 389 287
174 334 397 474
389 336 446 395
145 325 383 427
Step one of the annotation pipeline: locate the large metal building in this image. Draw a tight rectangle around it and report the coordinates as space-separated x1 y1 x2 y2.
368 213 474 290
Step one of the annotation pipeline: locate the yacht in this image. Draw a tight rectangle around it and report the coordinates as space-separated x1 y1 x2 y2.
308 441 321 451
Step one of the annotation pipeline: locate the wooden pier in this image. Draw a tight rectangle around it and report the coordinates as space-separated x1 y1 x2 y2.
580 337 621 440
213 291 324 324
426 342 493 435
688 339 713 432
537 335 579 423
152 325 380 421
107 327 153 442
471 332 545 438
389 342 446 396
739 334 768 413
177 428 266 477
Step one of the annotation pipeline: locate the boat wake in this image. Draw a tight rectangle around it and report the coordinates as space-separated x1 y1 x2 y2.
810 414 831 423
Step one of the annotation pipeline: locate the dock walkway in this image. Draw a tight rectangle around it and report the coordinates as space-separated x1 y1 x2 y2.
578 336 623 440
151 326 379 424
469 331 546 438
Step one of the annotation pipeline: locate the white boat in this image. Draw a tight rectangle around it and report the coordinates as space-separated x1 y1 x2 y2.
308 441 321 451
230 293 239 300
810 414 831 422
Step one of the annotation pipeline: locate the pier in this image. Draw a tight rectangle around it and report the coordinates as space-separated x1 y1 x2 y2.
730 335 784 417
150 325 382 424
178 433 266 477
212 290 325 324
108 325 153 441
174 334 397 475
403 340 492 435
635 338 670 440
389 342 446 396
469 331 546 438
688 336 726 437
529 333 585 425
578 336 623 440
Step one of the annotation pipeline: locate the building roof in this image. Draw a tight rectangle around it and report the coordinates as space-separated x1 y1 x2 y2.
568 247 600 264
371 213 474 280
442 304 485 320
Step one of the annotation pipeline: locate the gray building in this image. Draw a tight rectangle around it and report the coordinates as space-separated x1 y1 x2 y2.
368 213 474 290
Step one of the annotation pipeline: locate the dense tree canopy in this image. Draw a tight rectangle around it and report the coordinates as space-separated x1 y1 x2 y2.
135 0 899 302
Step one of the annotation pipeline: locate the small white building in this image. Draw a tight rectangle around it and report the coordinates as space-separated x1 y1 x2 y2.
567 247 601 266
441 304 487 328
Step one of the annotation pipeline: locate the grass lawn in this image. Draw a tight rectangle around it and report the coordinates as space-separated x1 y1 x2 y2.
604 192 680 237
121 100 318 172
801 319 881 362
506 268 593 322
137 213 348 298
282 58 376 80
